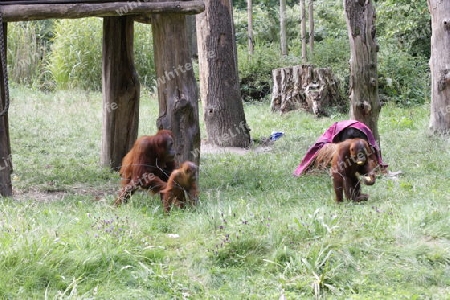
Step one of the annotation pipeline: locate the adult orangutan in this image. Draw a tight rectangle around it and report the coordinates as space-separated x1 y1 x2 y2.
293 120 387 176
161 161 199 213
114 130 176 206
331 138 378 202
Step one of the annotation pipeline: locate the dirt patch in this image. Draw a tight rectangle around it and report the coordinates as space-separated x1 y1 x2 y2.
13 184 117 203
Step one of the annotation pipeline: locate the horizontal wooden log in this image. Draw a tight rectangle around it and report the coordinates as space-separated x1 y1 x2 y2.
0 2 205 21
1 0 130 4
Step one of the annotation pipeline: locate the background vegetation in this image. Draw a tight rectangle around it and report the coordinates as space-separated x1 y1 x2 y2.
7 1 430 105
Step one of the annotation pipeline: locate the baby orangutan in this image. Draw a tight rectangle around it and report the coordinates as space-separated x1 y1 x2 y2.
161 161 199 213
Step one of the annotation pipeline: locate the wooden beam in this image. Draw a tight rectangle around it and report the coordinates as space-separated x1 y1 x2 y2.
101 16 139 169
152 14 200 166
0 2 205 22
0 23 12 197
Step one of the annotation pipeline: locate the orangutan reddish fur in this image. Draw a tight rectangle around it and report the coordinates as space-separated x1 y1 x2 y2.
161 161 199 213
114 130 176 206
331 138 378 202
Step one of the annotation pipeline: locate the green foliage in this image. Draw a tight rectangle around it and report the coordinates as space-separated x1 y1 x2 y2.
377 0 431 57
238 42 300 101
7 21 54 89
134 23 156 88
48 19 102 90
378 46 430 105
47 19 155 91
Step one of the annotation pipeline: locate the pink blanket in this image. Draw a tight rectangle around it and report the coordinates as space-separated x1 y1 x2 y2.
293 120 388 176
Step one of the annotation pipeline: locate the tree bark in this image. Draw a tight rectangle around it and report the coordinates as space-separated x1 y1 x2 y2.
0 22 12 197
300 0 307 63
152 14 200 165
196 0 251 147
428 0 450 133
280 0 287 56
270 65 342 116
101 16 140 169
343 0 380 142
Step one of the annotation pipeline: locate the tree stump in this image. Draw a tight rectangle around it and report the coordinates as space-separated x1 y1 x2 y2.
270 65 342 116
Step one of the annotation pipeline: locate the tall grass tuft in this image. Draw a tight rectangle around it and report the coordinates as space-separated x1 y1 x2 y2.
7 21 53 89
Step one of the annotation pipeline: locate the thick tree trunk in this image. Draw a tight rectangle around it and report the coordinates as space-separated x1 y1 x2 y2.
0 22 12 197
152 14 200 165
101 16 140 169
196 0 251 147
344 0 380 142
300 0 307 63
270 65 342 116
428 0 450 133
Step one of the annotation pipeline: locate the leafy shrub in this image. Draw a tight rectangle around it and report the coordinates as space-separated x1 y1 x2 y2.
48 18 155 91
378 46 430 106
237 42 300 101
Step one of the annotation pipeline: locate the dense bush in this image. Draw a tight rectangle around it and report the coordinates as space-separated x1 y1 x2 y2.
378 46 430 105
237 42 300 101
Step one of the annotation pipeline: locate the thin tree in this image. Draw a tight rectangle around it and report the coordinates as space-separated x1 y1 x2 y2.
248 0 254 55
309 0 314 59
196 0 251 147
280 0 287 56
300 0 307 62
428 0 450 133
343 0 380 141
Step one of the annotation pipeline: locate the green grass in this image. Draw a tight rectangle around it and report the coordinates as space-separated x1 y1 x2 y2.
1 86 449 299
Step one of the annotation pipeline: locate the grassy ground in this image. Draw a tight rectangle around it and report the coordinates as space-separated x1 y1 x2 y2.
1 86 449 299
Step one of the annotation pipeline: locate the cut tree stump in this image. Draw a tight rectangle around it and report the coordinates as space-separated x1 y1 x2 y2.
270 65 343 116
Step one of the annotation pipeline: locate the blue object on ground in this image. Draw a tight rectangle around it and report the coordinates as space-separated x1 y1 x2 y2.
270 131 284 141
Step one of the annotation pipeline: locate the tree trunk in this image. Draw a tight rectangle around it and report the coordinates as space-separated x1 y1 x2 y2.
0 22 12 197
428 0 450 133
309 0 314 59
152 14 200 165
101 16 140 169
270 65 342 116
343 0 380 142
196 0 251 147
300 0 307 63
280 0 287 56
247 0 254 55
